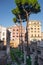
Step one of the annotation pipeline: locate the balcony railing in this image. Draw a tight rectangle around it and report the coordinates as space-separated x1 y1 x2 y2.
38 54 43 59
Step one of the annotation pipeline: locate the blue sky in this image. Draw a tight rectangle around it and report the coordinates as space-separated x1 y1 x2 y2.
0 0 43 31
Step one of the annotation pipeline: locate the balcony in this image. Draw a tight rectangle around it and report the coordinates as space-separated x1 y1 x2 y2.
38 55 43 60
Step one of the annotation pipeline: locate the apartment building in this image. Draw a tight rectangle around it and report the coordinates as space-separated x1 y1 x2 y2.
27 20 41 41
30 41 43 65
41 32 43 40
38 41 43 65
0 40 7 65
0 25 10 46
8 25 25 48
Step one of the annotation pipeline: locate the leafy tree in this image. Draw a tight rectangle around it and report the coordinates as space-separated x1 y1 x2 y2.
12 7 25 52
15 0 41 56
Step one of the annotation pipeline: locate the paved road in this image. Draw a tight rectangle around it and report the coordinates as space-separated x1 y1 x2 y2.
11 61 17 65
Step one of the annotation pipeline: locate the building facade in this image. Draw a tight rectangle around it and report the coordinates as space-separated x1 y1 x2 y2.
41 32 43 40
30 41 43 65
8 25 25 48
27 20 41 41
0 40 7 65
0 25 10 46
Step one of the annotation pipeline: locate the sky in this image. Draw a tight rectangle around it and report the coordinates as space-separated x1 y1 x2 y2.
0 0 43 31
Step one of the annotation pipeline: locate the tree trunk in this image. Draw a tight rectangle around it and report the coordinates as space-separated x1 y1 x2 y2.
26 12 30 56
18 15 23 52
23 8 30 56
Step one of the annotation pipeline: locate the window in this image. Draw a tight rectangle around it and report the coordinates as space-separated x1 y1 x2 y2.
16 36 18 37
3 38 5 41
37 22 39 24
17 33 18 34
38 34 39 37
41 39 43 41
38 26 39 27
31 28 33 30
13 39 14 41
31 31 33 32
35 26 36 27
31 34 33 37
38 28 39 30
13 36 15 37
37 50 41 54
34 22 36 24
16 29 18 31
20 35 23 37
35 34 36 37
13 29 15 31
32 48 35 52
3 32 5 36
34 31 36 32
34 28 36 30
0 32 1 35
